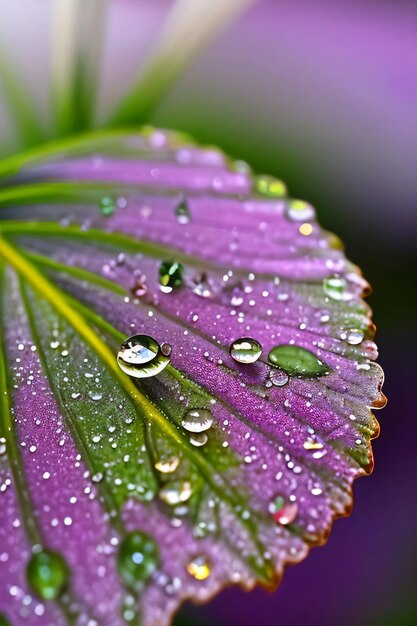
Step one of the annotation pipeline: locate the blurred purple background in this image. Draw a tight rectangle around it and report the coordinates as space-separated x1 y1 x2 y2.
1 1 416 624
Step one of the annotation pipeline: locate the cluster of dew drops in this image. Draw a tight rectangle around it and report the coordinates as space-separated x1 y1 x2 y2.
0 140 371 624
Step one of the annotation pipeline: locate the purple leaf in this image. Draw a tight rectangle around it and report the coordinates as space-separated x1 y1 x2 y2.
0 128 385 626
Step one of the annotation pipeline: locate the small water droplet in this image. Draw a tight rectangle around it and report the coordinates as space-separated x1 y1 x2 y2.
26 548 70 600
155 457 180 474
286 199 315 221
268 495 298 525
192 272 212 298
186 555 211 580
0 438 6 456
189 432 208 447
229 338 262 364
175 198 191 224
256 175 287 198
182 409 213 433
117 531 159 588
159 260 184 293
99 196 116 217
117 335 170 378
323 275 354 301
268 345 328 377
344 329 364 345
268 368 289 387
159 481 192 505
130 275 148 298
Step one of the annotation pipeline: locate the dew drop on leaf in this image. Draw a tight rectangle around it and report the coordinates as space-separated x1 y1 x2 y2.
26 548 71 600
268 368 289 387
255 175 287 198
229 337 262 364
286 199 316 221
268 344 329 377
323 275 354 301
192 272 212 298
181 409 213 433
159 481 193 505
186 555 212 581
174 198 191 224
189 432 208 447
154 456 181 474
117 531 159 588
268 496 298 525
117 334 170 378
99 196 116 217
342 329 365 345
159 260 184 293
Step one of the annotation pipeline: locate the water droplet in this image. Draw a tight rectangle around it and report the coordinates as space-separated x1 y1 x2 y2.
181 409 213 433
268 495 298 525
130 275 147 298
323 275 354 301
175 198 191 224
186 555 211 580
189 432 208 447
117 531 159 588
99 196 116 217
0 438 6 456
159 260 184 293
229 338 262 364
192 272 212 298
268 345 329 377
286 199 315 221
343 329 364 345
256 175 287 198
159 481 192 505
268 368 289 387
26 548 70 600
117 335 170 378
155 456 180 474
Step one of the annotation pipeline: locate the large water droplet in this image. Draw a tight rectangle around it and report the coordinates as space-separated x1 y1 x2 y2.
175 198 191 224
229 337 262 364
159 260 184 293
268 495 298 525
323 275 354 301
182 409 213 433
117 531 159 588
117 335 170 378
286 199 315 221
341 329 364 345
186 555 211 580
268 345 328 377
26 548 70 600
159 481 192 505
99 196 116 217
256 175 287 198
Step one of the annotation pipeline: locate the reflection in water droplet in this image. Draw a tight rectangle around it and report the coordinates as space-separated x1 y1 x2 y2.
268 344 328 377
286 199 315 222
323 275 354 301
160 481 192 505
268 368 289 387
117 531 159 588
99 196 116 217
186 555 211 580
229 338 262 364
192 272 212 298
182 409 213 433
189 432 208 447
175 198 191 224
256 175 287 198
26 548 70 600
117 335 170 378
268 496 298 525
159 260 184 293
155 457 180 474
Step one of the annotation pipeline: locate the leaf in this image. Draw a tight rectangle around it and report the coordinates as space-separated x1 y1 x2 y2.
0 128 385 626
